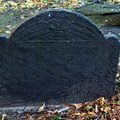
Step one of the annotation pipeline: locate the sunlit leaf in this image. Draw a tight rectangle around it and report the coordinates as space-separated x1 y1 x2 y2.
73 112 86 116
37 103 45 112
73 103 83 109
88 111 97 116
104 106 110 113
95 104 98 113
99 97 105 106
0 30 3 33
5 31 11 34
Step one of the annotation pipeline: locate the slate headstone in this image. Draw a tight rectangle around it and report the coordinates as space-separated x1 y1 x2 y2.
0 9 119 106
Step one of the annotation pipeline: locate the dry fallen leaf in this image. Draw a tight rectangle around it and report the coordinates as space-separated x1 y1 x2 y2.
99 97 105 106
87 111 97 116
95 104 98 113
99 115 104 120
5 31 11 34
37 103 45 112
73 103 83 109
73 112 86 117
104 106 111 113
2 114 7 120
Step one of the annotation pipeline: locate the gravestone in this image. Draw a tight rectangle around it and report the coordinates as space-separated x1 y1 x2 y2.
0 9 119 106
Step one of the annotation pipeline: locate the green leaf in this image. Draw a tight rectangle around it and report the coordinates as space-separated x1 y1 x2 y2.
51 4 57 8
88 115 93 118
108 106 111 108
35 9 39 14
0 27 6 31
86 106 93 111
103 112 107 115
53 115 62 120
96 24 102 28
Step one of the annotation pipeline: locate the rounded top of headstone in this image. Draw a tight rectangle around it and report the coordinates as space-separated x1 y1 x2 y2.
9 9 106 44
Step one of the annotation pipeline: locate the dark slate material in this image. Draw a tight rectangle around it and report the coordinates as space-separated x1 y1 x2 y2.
0 9 119 106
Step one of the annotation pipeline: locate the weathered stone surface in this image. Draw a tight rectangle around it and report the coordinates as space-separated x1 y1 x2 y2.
0 9 119 106
74 4 120 25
